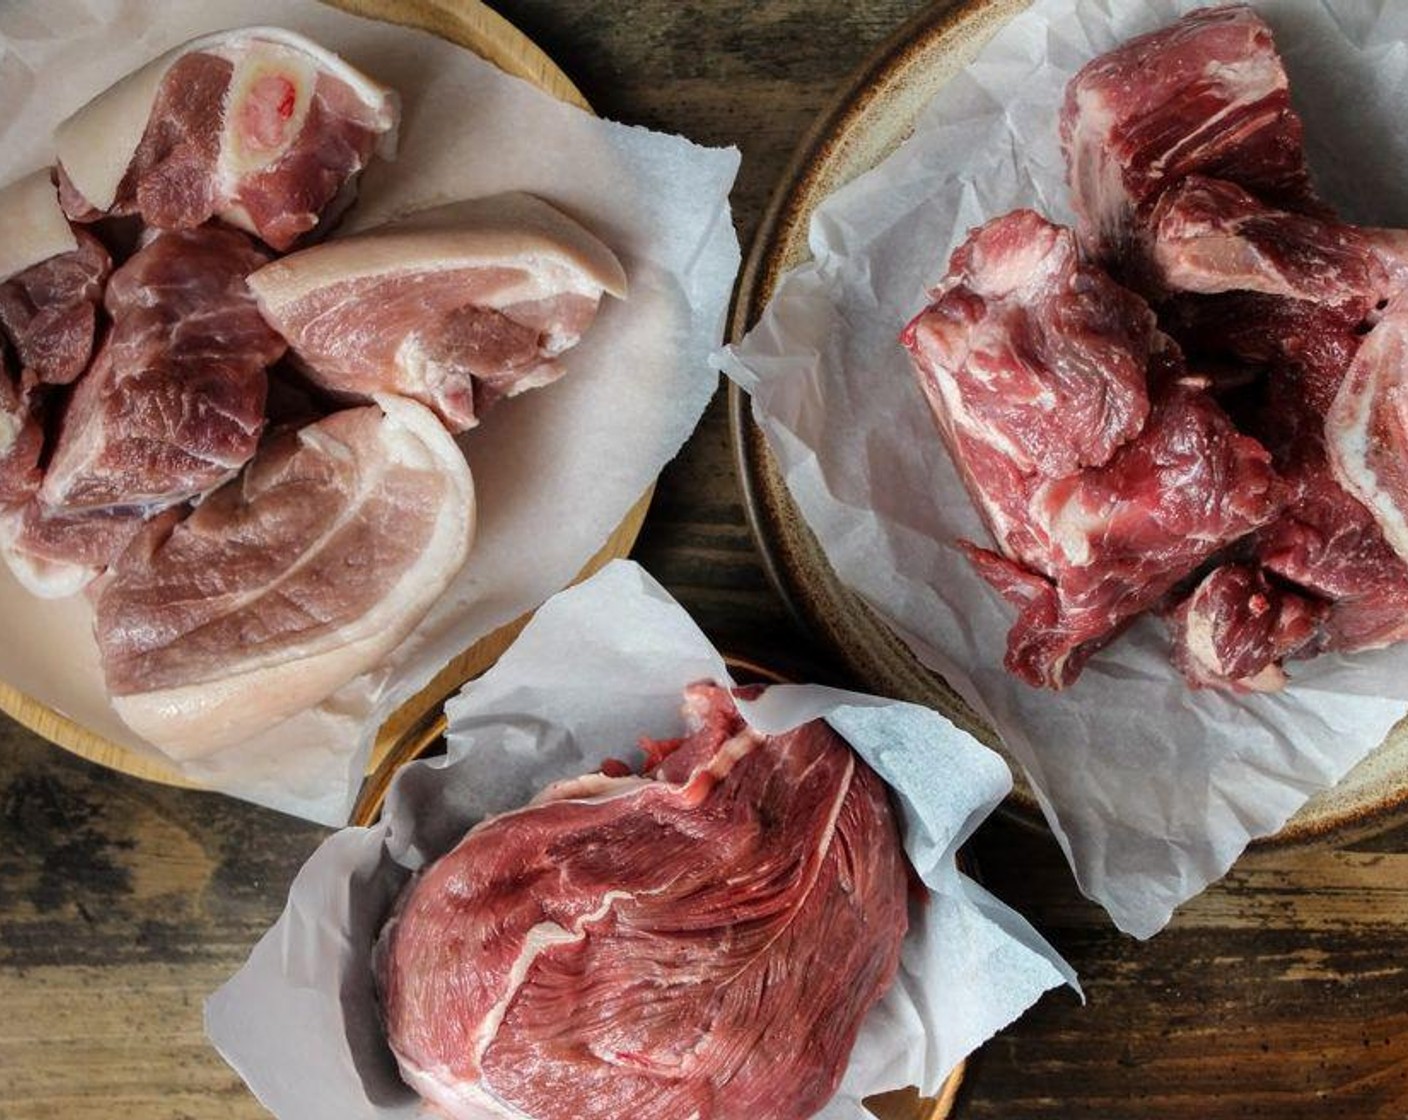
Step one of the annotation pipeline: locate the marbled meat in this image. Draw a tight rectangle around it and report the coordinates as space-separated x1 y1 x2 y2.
93 395 474 755
374 682 908 1120
249 193 627 432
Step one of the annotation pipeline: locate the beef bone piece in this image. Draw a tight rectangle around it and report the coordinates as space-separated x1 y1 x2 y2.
902 210 1282 688
55 27 397 251
374 682 907 1120
248 192 627 432
92 395 475 756
40 227 284 515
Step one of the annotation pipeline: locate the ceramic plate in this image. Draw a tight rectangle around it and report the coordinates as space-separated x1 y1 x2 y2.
727 0 1408 847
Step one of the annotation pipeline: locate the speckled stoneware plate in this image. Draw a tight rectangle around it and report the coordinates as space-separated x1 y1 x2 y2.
0 0 652 790
353 656 966 1120
726 0 1408 847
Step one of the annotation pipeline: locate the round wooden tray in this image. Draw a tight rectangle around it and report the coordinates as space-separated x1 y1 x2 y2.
352 655 965 1120
0 0 652 790
725 0 1408 848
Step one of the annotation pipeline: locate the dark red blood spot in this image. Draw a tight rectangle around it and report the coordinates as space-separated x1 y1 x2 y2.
241 74 300 153
598 759 632 779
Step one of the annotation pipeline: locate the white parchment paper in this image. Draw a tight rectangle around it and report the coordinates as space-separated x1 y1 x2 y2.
718 0 1408 938
205 559 1077 1120
0 0 740 824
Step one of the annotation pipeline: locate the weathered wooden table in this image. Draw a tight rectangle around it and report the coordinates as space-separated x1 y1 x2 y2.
3 2 1408 1116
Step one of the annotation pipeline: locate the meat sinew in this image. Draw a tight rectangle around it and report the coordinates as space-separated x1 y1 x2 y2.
374 682 909 1120
54 27 397 251
1061 5 1317 274
0 170 112 386
92 395 474 755
902 211 1282 688
40 227 284 514
249 193 628 432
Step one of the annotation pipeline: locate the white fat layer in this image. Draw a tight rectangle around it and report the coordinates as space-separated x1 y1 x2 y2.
0 412 19 458
0 170 78 283
1148 53 1284 177
1327 312 1408 563
54 26 395 213
1182 581 1228 678
1031 483 1102 568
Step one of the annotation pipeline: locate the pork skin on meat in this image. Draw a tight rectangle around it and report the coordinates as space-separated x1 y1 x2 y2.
40 227 284 514
0 170 112 386
93 395 475 755
249 193 627 431
374 682 907 1120
55 27 397 251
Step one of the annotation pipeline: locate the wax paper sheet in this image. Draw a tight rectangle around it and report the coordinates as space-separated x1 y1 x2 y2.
718 0 1408 937
206 560 1077 1120
0 0 740 824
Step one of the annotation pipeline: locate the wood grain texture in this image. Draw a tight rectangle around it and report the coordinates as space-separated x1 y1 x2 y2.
2 1 1407 1118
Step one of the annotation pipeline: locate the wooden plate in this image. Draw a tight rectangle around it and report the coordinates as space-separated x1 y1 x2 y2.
0 0 652 790
726 0 1408 847
352 656 965 1120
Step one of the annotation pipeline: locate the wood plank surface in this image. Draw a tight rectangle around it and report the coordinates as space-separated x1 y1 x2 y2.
2 2 1407 1118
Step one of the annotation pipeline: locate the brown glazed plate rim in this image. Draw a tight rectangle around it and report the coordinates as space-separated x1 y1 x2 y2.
354 655 966 1120
725 0 1408 849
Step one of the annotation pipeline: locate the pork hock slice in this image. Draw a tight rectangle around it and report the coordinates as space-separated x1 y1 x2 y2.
1061 4 1317 272
93 395 474 756
248 192 627 431
40 227 284 514
1167 564 1326 692
0 503 154 600
0 170 112 386
55 27 397 251
374 682 907 1120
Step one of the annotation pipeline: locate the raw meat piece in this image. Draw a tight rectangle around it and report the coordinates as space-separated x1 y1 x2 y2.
55 27 397 251
959 383 1283 688
40 228 284 514
901 209 1151 480
1062 5 1317 270
374 682 907 1120
0 227 111 386
902 211 1282 687
92 395 474 755
249 193 627 431
1149 177 1385 311
0 362 43 510
1324 299 1408 564
0 502 152 600
1167 564 1325 692
1259 453 1408 653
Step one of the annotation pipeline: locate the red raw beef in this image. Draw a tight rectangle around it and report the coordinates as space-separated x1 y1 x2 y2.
1167 564 1325 692
374 682 908 1120
39 227 284 514
903 211 1282 688
1062 5 1318 275
0 227 111 385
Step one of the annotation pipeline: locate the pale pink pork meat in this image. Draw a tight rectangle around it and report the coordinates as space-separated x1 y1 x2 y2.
374 682 908 1120
0 225 111 387
54 27 397 251
92 395 474 754
39 227 284 515
249 193 627 431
